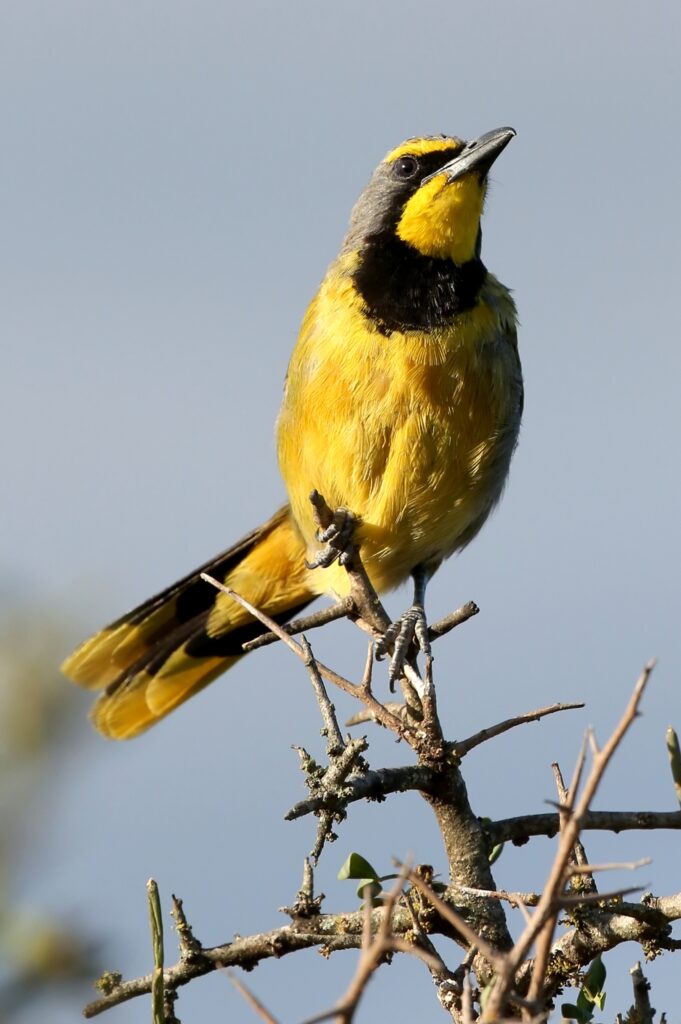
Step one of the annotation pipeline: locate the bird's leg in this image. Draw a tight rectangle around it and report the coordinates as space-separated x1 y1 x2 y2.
376 564 432 685
305 490 358 569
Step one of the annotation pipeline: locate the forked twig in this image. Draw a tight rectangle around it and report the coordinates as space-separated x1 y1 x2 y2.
200 574 410 739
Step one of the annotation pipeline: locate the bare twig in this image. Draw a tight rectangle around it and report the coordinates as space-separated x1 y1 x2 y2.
629 962 655 1024
487 808 681 846
170 894 204 960
225 970 281 1024
568 858 651 875
566 732 589 813
359 641 374 693
454 702 584 756
279 859 325 920
419 653 444 752
345 700 421 728
558 885 643 906
285 764 439 821
242 599 354 651
427 602 480 641
552 761 596 895
462 970 474 1023
404 890 454 982
456 886 540 908
301 636 345 755
301 858 314 901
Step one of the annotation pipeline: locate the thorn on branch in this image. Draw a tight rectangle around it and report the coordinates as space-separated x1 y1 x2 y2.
280 859 325 920
171 894 204 961
552 761 596 896
427 601 480 640
301 635 345 757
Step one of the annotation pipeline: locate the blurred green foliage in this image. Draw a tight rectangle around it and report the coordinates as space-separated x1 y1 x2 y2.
0 606 99 1018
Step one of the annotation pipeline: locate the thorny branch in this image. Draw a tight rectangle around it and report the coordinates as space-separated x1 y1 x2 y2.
86 496 681 1022
482 661 658 1019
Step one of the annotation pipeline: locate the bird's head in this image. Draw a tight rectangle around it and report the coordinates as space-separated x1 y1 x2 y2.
341 128 515 332
344 128 515 265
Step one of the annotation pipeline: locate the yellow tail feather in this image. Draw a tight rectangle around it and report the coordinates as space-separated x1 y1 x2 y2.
62 506 315 739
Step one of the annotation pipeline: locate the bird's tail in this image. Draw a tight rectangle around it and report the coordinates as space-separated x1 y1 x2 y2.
61 506 315 739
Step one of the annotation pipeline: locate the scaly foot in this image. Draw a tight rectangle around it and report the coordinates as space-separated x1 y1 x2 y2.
376 602 432 684
306 497 357 570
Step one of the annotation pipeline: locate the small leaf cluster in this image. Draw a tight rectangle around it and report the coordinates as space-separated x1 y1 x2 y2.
561 956 607 1022
337 852 399 903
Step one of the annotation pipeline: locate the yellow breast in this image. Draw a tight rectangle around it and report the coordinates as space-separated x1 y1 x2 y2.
277 255 521 598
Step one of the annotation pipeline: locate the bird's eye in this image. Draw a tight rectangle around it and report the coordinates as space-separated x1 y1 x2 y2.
394 155 419 180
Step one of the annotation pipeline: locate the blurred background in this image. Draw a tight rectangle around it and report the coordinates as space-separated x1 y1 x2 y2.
2 1 680 1020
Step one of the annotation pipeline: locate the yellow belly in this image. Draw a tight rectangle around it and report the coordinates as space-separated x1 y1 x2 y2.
277 261 521 598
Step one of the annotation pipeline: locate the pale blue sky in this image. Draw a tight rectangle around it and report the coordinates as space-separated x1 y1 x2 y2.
2 1 681 1019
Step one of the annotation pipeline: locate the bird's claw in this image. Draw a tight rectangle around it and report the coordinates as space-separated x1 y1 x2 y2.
306 506 357 569
376 603 432 683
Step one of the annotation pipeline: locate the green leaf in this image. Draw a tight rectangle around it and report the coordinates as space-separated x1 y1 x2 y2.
480 818 505 864
355 879 383 900
576 989 592 1011
479 979 493 1011
488 842 505 864
338 852 379 882
146 879 164 1024
666 726 681 806
560 1003 593 1023
583 954 606 998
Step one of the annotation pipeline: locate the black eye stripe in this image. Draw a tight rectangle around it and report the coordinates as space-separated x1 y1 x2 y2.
390 145 461 182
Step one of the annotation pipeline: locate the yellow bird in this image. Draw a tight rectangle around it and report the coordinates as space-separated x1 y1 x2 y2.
62 128 522 739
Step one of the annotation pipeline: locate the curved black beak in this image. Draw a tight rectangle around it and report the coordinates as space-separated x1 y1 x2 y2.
424 127 516 184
